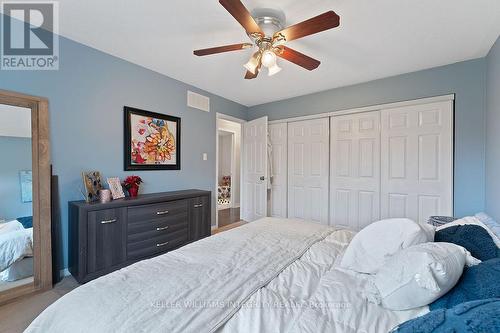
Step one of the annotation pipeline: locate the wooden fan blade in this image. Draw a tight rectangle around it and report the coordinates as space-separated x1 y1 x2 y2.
277 46 320 70
194 43 253 56
273 11 340 42
244 69 258 79
219 0 263 36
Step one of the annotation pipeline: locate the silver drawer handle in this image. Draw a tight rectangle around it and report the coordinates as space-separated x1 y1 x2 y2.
156 210 169 215
194 204 203 208
156 226 169 231
101 219 117 224
156 241 169 247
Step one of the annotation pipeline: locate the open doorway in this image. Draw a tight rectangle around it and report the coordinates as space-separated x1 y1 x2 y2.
216 117 242 229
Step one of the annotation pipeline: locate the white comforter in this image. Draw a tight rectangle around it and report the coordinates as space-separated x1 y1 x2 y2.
0 221 33 272
26 218 427 333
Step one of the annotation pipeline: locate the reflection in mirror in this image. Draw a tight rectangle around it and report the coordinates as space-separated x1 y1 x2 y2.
0 104 33 292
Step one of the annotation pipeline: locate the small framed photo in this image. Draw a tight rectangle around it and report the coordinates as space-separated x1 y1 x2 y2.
107 177 125 199
124 106 181 171
82 171 103 203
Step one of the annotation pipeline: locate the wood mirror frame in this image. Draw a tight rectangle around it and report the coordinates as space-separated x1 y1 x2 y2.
0 89 52 305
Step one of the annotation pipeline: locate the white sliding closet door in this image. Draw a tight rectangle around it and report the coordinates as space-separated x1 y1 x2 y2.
269 123 287 218
241 116 268 222
381 101 453 224
288 118 329 224
330 111 381 230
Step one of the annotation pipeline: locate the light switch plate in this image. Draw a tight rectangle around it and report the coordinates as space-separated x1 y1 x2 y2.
202 153 208 161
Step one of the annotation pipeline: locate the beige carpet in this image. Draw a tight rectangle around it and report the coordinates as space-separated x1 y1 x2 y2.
0 277 79 333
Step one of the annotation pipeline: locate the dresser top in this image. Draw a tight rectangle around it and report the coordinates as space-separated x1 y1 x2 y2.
69 189 211 211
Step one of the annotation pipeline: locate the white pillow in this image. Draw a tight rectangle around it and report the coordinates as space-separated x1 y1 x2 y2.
0 220 24 235
339 218 434 274
368 242 480 310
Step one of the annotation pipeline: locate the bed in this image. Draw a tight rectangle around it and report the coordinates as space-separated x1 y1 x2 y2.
25 218 428 333
0 220 34 281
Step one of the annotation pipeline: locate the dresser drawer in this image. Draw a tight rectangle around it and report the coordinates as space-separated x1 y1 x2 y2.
127 213 188 236
127 220 187 243
127 200 188 223
127 227 188 260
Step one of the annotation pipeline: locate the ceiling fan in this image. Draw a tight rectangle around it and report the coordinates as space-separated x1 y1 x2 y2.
193 0 340 79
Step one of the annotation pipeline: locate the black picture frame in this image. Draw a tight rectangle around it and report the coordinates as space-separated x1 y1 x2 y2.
124 106 181 171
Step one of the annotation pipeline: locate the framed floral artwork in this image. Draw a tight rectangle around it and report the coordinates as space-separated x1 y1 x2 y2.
124 107 181 170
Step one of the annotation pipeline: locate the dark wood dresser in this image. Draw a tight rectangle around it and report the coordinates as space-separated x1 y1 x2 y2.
69 190 211 283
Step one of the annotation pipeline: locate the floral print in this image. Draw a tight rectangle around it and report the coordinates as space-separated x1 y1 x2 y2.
131 115 176 165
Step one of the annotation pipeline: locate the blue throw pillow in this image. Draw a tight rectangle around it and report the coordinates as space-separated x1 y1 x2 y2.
430 258 500 310
16 216 33 229
434 225 499 261
393 298 500 333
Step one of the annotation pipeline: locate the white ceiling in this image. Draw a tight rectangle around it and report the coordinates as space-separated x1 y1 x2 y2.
53 1 500 106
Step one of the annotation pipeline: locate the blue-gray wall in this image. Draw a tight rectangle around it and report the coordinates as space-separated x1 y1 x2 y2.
485 37 500 221
0 34 247 269
248 59 487 217
0 11 495 270
0 137 32 220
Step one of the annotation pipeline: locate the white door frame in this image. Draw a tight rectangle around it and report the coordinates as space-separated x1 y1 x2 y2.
268 94 455 125
215 113 246 229
217 131 234 211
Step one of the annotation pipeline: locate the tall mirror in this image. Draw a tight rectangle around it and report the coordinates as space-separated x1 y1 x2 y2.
0 105 34 292
0 90 51 304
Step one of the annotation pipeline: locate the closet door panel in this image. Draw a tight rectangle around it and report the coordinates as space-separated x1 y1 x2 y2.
330 111 381 230
288 118 329 224
381 101 453 224
269 123 288 218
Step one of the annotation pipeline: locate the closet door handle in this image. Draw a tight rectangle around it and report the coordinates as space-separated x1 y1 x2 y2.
156 226 169 231
259 176 265 181
156 241 169 247
156 210 169 215
101 219 117 224
194 204 203 208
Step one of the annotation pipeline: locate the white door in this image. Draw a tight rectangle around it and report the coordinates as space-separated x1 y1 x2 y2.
381 101 453 224
269 123 287 218
330 111 381 230
288 118 329 224
241 116 268 222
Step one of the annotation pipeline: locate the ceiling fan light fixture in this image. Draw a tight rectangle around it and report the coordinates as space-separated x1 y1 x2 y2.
261 50 277 68
267 63 282 76
243 51 261 74
194 2 340 80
